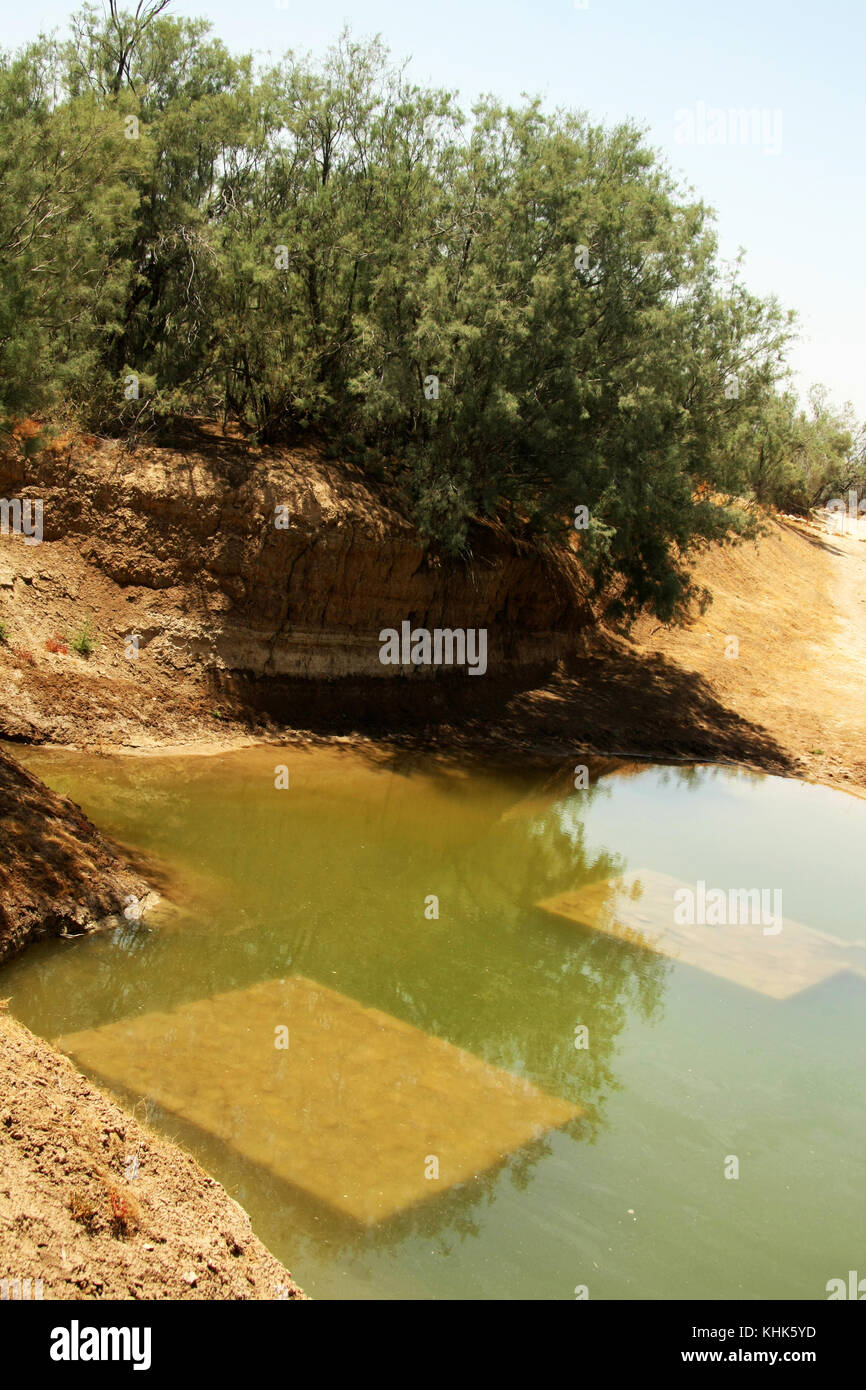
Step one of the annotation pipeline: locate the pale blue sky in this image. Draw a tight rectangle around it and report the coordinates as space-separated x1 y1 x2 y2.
6 0 865 419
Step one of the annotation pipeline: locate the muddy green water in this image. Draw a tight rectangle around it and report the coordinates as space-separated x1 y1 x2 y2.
5 744 866 1300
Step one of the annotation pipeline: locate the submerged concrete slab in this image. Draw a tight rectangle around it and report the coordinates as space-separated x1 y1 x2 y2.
537 870 866 1000
57 975 581 1225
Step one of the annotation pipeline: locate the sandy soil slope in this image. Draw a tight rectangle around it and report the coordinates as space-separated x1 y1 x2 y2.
478 513 866 795
0 1011 306 1301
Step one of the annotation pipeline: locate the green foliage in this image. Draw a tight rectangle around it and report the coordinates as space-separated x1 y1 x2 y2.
70 620 97 657
0 8 857 620
745 386 863 513
0 38 142 428
0 620 9 645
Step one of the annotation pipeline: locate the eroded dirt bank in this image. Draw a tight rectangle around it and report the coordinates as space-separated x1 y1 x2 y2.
1 433 863 791
0 748 152 966
0 1011 306 1300
0 428 589 747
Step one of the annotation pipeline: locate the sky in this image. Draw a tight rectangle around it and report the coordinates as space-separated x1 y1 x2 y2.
5 0 864 420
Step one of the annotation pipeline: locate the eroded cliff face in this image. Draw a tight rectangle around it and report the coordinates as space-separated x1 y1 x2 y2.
0 750 154 964
0 432 592 733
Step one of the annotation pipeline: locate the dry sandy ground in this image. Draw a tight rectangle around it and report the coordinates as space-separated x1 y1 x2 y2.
626 514 866 792
474 513 866 796
0 1010 306 1301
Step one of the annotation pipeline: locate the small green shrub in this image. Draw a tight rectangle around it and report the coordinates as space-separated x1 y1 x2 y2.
70 621 97 658
0 621 8 646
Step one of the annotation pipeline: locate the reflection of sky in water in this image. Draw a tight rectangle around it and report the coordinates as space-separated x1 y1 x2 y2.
4 747 866 1300
572 765 866 944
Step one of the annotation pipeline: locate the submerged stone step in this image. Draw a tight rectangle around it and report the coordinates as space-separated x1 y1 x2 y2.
537 869 866 1000
57 975 581 1226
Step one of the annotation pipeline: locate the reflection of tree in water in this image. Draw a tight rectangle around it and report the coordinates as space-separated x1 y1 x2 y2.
390 771 670 1142
9 753 672 1264
558 926 669 1137
652 762 765 793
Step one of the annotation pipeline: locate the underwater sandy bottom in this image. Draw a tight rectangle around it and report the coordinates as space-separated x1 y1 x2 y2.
58 975 581 1225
